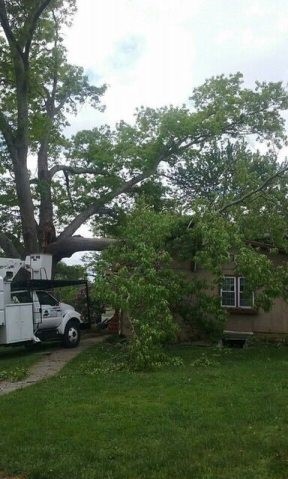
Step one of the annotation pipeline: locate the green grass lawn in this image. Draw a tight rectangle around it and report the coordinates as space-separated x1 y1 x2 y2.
0 345 46 381
0 342 288 479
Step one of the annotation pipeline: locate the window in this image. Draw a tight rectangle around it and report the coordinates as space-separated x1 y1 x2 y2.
221 276 254 309
221 276 236 307
12 291 32 303
36 291 59 306
238 277 254 308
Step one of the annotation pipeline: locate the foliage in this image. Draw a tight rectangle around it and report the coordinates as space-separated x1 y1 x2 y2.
190 353 219 368
91 204 228 368
0 0 106 255
54 261 85 307
89 192 288 369
92 204 183 369
0 366 26 382
85 73 288 355
69 74 288 232
1 3 288 365
188 211 288 312
1 19 288 264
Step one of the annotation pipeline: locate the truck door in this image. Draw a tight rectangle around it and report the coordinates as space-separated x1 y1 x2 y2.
36 291 62 329
32 291 41 326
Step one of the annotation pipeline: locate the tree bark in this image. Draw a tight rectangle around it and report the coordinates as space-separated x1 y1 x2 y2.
45 236 116 260
38 139 56 250
14 159 39 253
0 1 39 254
0 233 21 258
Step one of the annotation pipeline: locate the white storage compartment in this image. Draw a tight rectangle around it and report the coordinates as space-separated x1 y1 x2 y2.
0 304 33 344
0 283 4 326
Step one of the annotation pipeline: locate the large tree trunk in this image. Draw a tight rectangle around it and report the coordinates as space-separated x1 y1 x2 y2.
11 18 39 254
37 140 56 250
0 1 55 256
14 158 39 254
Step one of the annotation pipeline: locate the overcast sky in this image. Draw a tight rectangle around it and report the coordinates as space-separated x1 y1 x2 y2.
64 0 288 132
63 0 288 263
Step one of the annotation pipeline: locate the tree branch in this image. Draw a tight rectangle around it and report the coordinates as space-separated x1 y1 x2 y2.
23 0 53 61
45 236 116 259
0 0 23 59
58 171 148 240
49 165 105 179
57 140 181 241
49 9 60 114
219 166 288 213
0 232 22 258
63 169 75 210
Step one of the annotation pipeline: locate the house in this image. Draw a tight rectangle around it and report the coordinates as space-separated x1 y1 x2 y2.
221 261 288 342
108 242 288 342
173 242 288 342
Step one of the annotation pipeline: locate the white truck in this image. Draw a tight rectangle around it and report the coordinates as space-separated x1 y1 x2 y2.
0 254 84 348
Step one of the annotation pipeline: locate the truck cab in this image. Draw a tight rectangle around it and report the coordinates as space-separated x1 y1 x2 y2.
11 289 82 347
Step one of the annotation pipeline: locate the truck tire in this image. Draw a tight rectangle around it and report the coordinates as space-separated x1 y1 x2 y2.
63 319 80 348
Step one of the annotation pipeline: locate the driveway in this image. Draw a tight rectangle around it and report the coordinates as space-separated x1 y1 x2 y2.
0 335 104 396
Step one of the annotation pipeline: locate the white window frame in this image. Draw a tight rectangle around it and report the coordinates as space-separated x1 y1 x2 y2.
221 276 254 309
221 276 237 308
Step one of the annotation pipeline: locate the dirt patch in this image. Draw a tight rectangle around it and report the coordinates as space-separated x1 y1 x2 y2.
0 335 105 396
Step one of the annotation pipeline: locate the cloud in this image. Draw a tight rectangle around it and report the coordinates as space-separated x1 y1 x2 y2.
64 0 288 130
64 0 200 128
108 36 144 71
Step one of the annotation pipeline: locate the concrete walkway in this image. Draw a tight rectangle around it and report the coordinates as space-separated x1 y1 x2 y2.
0 335 104 397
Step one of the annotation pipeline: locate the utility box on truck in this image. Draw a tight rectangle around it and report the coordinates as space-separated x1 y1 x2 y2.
0 254 89 349
0 304 33 344
0 277 4 326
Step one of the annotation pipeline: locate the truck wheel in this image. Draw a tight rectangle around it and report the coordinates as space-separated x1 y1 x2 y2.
63 320 80 348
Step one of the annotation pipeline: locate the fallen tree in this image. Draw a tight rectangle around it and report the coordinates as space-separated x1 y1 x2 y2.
0 1 288 262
